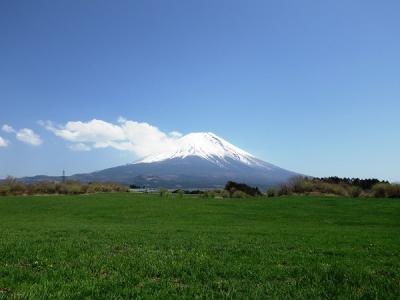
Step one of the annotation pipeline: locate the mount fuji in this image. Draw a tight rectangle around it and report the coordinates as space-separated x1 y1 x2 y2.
22 132 299 189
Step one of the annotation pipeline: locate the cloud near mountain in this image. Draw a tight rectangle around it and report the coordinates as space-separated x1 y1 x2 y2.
40 119 182 158
21 131 299 189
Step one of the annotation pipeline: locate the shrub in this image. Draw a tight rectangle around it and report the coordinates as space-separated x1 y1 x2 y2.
278 184 292 196
177 189 184 198
312 176 388 190
207 190 216 198
202 190 217 198
343 182 400 198
31 181 57 194
290 177 308 193
66 184 83 195
386 184 400 198
80 184 89 194
221 190 230 198
159 188 169 197
266 187 276 197
372 183 388 198
0 184 10 196
231 190 248 198
224 181 262 197
276 178 353 197
318 182 348 196
350 186 362 198
57 183 69 194
0 179 127 196
200 192 209 198
11 184 25 195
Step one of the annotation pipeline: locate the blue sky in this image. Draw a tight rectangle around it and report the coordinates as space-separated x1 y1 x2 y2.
1 0 399 181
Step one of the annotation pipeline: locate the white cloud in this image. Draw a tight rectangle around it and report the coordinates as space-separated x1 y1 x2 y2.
169 131 183 138
117 116 127 123
120 120 178 157
0 136 9 147
2 124 15 133
42 118 181 158
1 124 43 146
16 128 43 146
42 119 125 143
69 143 91 151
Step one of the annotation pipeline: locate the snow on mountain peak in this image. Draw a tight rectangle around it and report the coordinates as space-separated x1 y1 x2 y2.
136 132 261 166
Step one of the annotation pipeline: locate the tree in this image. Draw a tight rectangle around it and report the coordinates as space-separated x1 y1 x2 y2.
224 181 262 197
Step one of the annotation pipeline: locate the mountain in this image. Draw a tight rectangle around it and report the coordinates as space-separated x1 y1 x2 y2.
21 132 299 189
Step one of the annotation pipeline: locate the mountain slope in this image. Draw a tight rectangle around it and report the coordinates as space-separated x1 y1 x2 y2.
137 132 263 167
21 132 299 189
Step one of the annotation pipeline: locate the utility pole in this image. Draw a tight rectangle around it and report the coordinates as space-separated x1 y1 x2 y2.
62 170 66 183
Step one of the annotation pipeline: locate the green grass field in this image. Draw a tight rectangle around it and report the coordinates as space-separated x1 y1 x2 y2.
0 194 399 299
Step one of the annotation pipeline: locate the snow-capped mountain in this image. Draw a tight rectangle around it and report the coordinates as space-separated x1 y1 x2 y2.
137 132 263 167
21 132 299 189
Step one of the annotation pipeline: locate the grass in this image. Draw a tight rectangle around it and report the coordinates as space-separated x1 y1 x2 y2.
0 194 399 299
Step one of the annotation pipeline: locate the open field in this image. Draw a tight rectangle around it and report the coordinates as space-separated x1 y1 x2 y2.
0 194 399 299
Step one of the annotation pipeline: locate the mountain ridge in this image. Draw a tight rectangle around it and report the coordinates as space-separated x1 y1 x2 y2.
17 132 299 189
136 132 263 167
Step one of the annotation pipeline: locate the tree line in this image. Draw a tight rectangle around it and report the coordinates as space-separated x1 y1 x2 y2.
0 177 128 196
311 176 388 190
270 176 399 198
